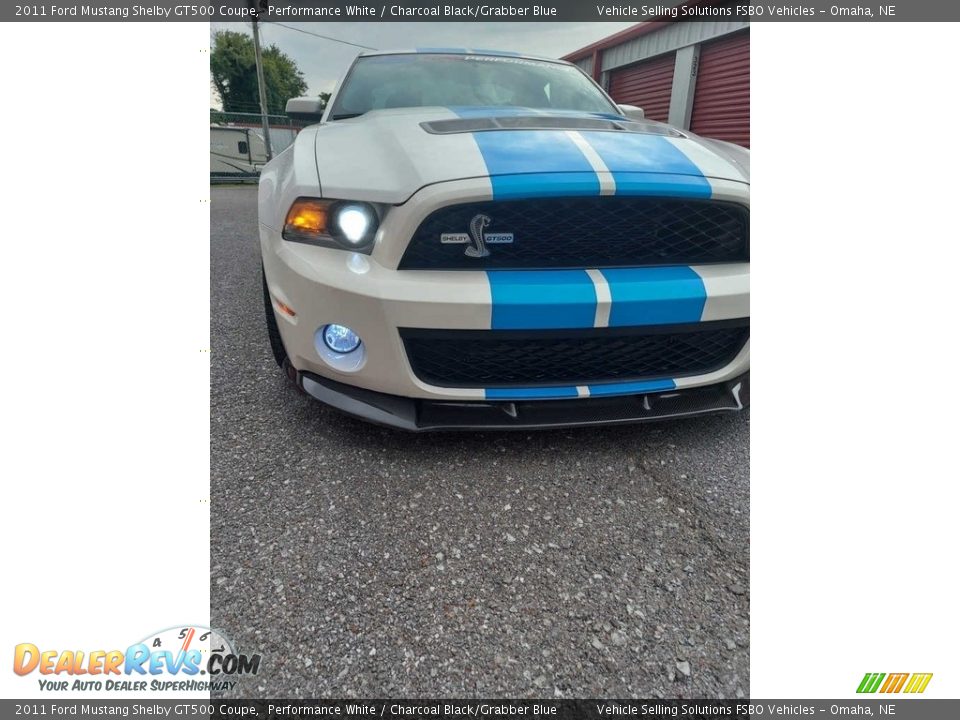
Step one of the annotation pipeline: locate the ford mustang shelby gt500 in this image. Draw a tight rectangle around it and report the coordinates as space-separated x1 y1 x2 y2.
258 49 749 430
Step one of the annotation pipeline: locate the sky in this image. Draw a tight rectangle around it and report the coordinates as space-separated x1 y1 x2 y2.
209 21 638 109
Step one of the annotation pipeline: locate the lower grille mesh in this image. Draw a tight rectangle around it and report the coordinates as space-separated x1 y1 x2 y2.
401 321 748 388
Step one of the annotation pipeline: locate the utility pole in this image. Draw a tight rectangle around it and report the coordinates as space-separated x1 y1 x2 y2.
251 16 273 161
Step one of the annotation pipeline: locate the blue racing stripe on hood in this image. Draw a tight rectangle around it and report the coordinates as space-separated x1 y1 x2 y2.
578 132 712 198
489 173 600 199
471 129 601 199
600 267 707 326
448 110 711 199
488 270 597 329
447 108 602 199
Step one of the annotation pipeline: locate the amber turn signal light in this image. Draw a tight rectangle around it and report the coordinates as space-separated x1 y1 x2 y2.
283 198 329 238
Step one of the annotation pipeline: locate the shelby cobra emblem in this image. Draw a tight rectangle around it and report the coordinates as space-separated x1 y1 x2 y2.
440 214 514 258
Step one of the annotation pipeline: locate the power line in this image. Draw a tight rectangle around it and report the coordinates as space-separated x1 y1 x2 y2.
268 22 378 51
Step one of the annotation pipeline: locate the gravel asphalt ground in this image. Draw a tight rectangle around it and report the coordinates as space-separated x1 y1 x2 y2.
210 185 749 699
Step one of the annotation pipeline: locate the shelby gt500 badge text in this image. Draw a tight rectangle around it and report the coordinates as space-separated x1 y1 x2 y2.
440 214 515 258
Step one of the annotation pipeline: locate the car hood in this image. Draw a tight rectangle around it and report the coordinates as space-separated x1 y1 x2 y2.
309 107 750 205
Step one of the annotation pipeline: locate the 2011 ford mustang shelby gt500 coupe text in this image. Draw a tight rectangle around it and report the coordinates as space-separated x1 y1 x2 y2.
258 49 749 430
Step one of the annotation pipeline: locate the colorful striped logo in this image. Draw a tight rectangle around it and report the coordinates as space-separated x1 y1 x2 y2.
856 672 933 694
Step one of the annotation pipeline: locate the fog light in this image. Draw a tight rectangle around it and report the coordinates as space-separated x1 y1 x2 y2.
321 324 361 354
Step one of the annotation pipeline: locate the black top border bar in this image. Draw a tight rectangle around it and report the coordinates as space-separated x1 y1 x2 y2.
5 1 953 22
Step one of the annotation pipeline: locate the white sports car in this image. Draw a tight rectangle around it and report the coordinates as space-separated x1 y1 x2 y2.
258 49 749 431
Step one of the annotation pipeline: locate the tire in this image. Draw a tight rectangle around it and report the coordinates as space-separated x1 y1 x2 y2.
262 267 289 368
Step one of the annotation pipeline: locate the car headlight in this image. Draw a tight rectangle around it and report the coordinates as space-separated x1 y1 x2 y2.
282 198 379 253
334 204 375 244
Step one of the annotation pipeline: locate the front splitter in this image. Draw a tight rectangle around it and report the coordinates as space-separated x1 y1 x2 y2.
295 369 749 432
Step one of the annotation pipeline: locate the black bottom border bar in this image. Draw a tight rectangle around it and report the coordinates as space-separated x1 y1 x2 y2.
4 699 956 720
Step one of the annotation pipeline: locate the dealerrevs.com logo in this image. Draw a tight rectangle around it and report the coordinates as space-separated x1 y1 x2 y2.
13 625 261 693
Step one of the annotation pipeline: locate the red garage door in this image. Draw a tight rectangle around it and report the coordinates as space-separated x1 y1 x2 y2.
607 52 676 123
690 31 750 147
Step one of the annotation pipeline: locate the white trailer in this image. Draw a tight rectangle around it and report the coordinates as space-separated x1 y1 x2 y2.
210 125 268 176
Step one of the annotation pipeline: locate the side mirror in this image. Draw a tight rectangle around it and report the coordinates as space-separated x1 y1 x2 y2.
285 97 325 122
618 104 645 121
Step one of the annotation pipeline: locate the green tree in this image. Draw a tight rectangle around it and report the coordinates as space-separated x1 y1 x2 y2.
210 30 308 115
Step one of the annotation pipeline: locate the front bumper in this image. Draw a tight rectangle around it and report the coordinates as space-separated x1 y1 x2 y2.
260 177 750 422
297 368 749 432
260 181 749 404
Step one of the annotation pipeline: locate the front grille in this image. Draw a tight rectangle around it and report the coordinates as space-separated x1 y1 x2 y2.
399 197 748 270
400 320 749 388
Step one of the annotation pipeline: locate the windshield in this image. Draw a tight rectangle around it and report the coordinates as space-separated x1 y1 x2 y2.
329 53 618 120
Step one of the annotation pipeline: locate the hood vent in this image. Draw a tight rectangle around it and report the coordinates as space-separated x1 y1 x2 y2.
420 116 682 136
